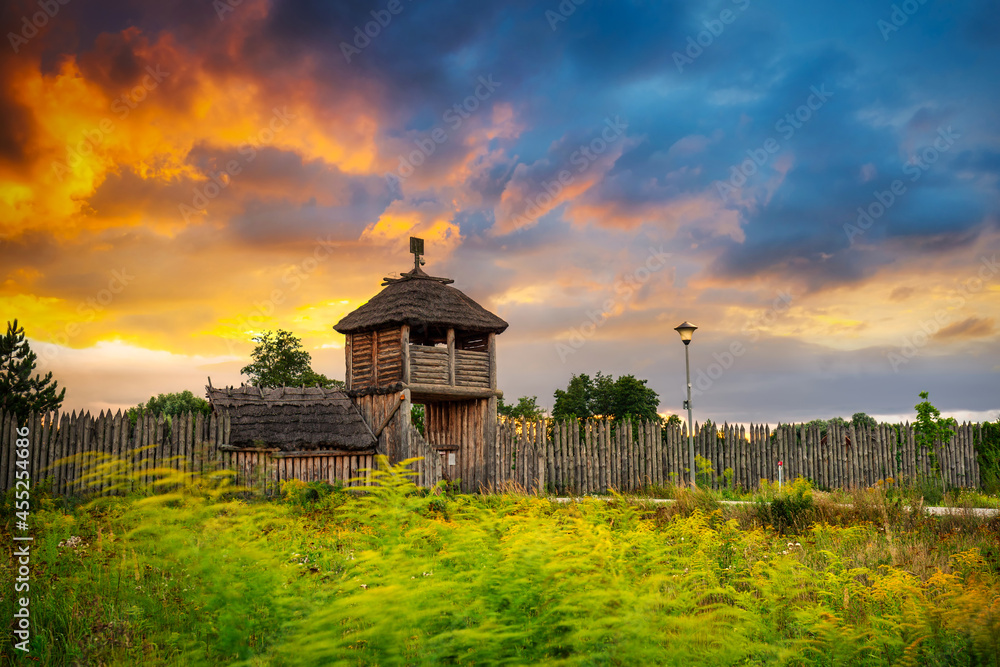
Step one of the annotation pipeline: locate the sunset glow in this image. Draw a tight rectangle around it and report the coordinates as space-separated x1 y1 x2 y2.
1 0 997 424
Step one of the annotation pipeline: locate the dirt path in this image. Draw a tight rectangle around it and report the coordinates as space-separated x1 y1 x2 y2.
550 497 1000 516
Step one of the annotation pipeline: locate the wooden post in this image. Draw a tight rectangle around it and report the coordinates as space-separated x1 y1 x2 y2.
401 325 410 385
487 332 497 389
345 334 353 390
447 328 455 386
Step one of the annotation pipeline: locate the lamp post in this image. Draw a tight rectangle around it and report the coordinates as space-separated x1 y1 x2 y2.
674 321 697 489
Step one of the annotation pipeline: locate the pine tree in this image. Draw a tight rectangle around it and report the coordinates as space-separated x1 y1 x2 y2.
0 319 66 420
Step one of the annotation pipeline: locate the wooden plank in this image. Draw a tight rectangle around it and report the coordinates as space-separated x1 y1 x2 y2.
29 412 41 490
570 421 578 493
0 411 11 493
183 412 193 477
58 412 71 495
629 421 637 491
170 411 180 472
401 325 410 385
562 421 570 494
597 419 606 491
99 411 112 495
550 421 559 493
446 328 456 386
154 414 164 478
41 412 52 488
67 411 81 494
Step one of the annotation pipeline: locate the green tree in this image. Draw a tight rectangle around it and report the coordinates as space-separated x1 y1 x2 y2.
552 374 593 420
0 319 65 420
665 414 682 427
851 412 877 429
914 391 956 484
552 372 660 422
827 416 849 429
608 374 660 422
127 390 211 426
498 396 544 420
241 330 344 388
411 404 425 436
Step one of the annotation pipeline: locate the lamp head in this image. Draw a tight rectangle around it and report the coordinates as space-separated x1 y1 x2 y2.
674 321 697 345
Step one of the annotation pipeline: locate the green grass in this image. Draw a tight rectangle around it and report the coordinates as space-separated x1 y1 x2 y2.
636 474 1000 510
2 458 999 665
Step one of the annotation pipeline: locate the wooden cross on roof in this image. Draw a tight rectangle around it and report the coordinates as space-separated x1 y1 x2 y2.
381 237 455 285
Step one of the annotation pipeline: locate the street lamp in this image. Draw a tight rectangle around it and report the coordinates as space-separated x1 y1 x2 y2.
674 321 697 488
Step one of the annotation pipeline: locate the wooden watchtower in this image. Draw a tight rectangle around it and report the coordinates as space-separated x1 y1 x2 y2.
333 238 508 490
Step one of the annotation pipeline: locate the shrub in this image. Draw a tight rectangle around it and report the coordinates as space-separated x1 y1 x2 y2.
281 478 335 506
756 477 814 534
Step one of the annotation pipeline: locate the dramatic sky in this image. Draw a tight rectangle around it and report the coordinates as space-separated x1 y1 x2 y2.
2 0 998 424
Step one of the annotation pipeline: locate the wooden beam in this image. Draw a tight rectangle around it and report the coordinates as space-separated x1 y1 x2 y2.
447 328 455 386
345 334 353 390
406 383 502 400
272 449 377 458
487 332 497 390
371 329 379 386
374 392 404 438
401 324 410 385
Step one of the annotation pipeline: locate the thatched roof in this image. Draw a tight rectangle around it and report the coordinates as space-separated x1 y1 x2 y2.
333 266 508 335
206 385 375 451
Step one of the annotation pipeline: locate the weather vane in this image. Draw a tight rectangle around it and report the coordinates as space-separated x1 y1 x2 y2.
382 237 453 285
410 236 425 271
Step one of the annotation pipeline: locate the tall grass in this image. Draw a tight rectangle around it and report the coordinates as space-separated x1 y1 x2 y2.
2 458 999 665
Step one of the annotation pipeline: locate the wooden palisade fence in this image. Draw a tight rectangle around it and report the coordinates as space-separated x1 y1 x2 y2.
0 409 985 496
494 418 983 494
0 409 374 496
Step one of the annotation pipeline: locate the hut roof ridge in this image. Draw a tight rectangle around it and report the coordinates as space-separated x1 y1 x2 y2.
333 274 508 335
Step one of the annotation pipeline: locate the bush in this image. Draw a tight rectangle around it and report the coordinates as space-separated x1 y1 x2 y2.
281 478 335 506
756 477 814 534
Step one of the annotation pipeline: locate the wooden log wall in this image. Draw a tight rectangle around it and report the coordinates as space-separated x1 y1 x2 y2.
423 398 490 492
402 423 444 489
351 392 404 461
408 346 490 388
453 350 490 388
2 409 986 496
0 409 373 496
349 327 403 389
495 418 984 494
409 346 449 385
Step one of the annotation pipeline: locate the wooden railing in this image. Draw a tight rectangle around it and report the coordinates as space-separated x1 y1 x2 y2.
408 345 490 387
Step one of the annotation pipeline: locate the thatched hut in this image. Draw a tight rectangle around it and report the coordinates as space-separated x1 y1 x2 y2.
206 385 375 452
334 263 508 398
333 238 507 490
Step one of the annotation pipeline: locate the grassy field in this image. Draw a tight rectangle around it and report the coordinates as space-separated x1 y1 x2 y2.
2 460 999 666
